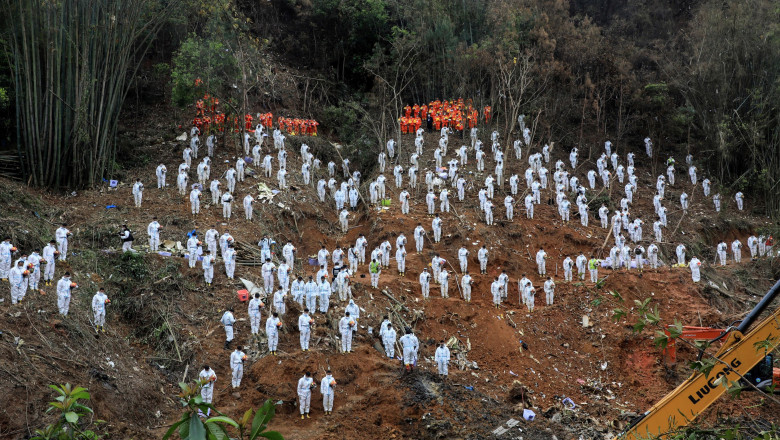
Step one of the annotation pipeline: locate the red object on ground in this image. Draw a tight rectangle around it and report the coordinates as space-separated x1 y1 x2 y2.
662 326 730 363
237 289 249 302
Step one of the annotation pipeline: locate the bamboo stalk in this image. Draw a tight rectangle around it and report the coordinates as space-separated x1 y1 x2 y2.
6 0 177 189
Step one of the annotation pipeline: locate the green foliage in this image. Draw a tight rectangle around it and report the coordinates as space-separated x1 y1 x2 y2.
31 384 105 440
119 251 151 280
171 36 238 107
609 290 624 302
654 320 682 349
321 105 359 144
688 358 717 378
627 298 661 333
164 381 282 440
643 83 669 106
308 0 390 84
588 193 613 213
612 307 627 322
0 87 9 108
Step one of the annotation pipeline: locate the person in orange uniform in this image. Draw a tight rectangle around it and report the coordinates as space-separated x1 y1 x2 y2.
244 114 253 131
484 105 492 124
413 104 420 118
404 105 412 117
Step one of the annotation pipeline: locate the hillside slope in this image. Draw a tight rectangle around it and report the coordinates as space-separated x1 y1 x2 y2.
1 110 778 439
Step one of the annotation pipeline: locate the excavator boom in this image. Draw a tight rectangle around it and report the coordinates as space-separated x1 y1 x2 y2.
621 279 780 440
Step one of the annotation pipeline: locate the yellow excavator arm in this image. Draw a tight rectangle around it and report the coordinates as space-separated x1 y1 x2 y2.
621 280 780 440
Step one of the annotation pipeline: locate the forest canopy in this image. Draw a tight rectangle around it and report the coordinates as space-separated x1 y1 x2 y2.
1 0 778 215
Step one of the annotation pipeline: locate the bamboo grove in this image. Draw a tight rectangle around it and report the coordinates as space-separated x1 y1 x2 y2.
4 0 171 188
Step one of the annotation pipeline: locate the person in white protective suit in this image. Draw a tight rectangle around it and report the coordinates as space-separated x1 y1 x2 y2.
273 288 286 316
735 192 744 211
221 307 236 349
91 287 109 332
435 341 451 378
243 194 255 220
297 372 316 419
9 260 29 305
381 321 397 358
224 243 236 280
41 240 57 285
400 328 419 372
199 365 217 410
536 248 547 276
266 312 282 355
298 308 313 351
562 256 574 282
56 272 76 315
156 164 167 188
320 369 336 415
543 277 555 305
732 239 743 263
418 267 431 299
716 241 728 266
132 178 144 207
230 346 247 388
147 217 162 252
689 257 702 283
55 223 71 261
221 191 233 219
458 246 469 273
462 272 473 302
676 244 686 265
339 311 357 353
248 293 264 337
0 237 17 281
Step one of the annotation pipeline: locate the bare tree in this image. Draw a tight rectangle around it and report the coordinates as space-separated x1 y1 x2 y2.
364 34 421 163
495 53 547 169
